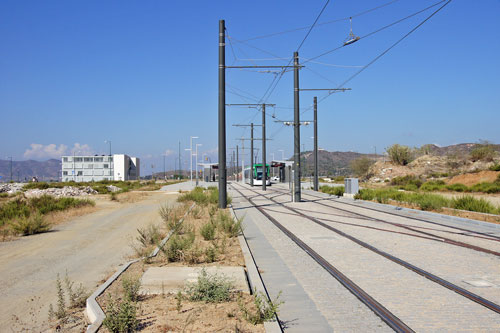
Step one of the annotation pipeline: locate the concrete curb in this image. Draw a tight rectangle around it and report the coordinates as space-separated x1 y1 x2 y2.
85 203 195 333
230 206 283 333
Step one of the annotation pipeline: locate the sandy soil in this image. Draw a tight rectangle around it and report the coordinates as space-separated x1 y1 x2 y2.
0 190 178 330
447 170 500 186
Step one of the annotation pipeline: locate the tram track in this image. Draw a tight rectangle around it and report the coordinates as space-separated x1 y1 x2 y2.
230 182 500 319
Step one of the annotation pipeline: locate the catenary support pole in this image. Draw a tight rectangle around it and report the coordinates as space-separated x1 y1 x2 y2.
293 51 301 202
236 145 239 182
314 96 319 191
218 19 227 208
262 104 267 191
250 123 254 187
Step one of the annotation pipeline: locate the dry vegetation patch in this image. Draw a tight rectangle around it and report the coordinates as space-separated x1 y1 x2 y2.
447 170 500 186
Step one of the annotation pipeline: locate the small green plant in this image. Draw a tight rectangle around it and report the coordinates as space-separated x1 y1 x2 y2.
391 175 423 188
451 195 498 214
110 192 118 201
162 232 195 262
239 290 283 325
102 294 138 333
191 206 202 219
176 290 183 313
386 144 413 166
205 246 218 263
185 269 233 303
320 185 345 196
122 274 141 302
216 211 242 237
490 163 500 171
55 274 66 319
470 144 496 162
9 212 51 235
200 221 216 240
64 272 88 308
208 204 217 218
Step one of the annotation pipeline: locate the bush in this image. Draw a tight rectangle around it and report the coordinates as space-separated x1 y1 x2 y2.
420 181 445 192
386 144 413 166
239 290 283 325
349 157 375 178
469 182 500 194
451 195 497 214
391 175 423 188
162 232 195 262
185 269 233 303
319 185 344 196
122 275 141 302
470 144 496 162
103 295 138 333
215 211 242 237
200 221 216 240
9 212 51 235
445 183 469 192
490 164 500 171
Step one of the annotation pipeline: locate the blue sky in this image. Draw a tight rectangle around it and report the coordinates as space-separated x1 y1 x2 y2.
1 0 499 175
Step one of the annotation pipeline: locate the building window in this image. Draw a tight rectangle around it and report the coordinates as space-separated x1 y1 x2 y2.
63 157 68 162
104 164 108 168
95 157 103 162
84 157 93 162
74 157 83 162
63 171 68 176
77 171 83 176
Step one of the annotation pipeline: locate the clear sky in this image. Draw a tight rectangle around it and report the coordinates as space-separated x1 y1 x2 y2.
1 0 499 175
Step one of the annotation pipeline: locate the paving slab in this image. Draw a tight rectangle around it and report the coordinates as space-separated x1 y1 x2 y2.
140 266 249 295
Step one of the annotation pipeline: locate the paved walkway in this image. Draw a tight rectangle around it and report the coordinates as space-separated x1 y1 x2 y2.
229 182 500 332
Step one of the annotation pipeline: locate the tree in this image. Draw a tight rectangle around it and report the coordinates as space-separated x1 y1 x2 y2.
386 144 413 166
350 157 375 178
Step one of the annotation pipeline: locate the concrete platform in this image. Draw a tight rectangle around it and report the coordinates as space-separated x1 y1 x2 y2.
140 266 249 295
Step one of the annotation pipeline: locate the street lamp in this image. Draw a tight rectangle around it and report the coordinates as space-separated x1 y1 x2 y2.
195 143 202 186
187 136 198 184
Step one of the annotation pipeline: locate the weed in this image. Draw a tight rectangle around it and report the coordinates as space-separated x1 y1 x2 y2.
64 272 88 308
208 204 217 218
122 274 141 302
184 243 203 264
451 195 498 214
446 183 468 192
102 294 138 333
185 268 233 303
162 232 195 262
490 164 500 172
391 175 423 188
205 246 218 263
239 290 283 325
200 221 216 240
319 185 345 196
216 211 242 237
9 212 51 235
158 203 174 223
176 291 183 313
191 206 202 219
110 192 118 201
349 157 375 178
470 144 496 162
48 304 55 322
55 274 66 319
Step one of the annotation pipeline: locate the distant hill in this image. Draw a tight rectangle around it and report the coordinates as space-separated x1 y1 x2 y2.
300 150 380 177
421 143 500 156
0 159 61 182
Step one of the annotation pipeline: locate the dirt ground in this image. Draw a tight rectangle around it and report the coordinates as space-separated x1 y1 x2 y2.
96 201 265 333
0 190 178 330
447 170 500 186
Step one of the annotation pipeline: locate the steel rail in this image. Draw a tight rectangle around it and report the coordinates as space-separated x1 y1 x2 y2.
231 184 414 332
232 183 500 316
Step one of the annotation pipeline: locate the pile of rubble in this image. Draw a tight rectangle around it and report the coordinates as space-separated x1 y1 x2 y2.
106 185 121 193
0 183 25 194
24 186 98 198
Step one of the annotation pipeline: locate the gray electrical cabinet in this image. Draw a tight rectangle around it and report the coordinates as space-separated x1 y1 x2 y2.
344 178 359 196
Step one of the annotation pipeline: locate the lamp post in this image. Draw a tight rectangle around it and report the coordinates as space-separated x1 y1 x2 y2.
278 149 285 161
186 136 198 184
195 143 202 186
202 153 207 182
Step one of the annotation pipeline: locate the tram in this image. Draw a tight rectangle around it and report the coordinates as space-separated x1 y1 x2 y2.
244 163 271 186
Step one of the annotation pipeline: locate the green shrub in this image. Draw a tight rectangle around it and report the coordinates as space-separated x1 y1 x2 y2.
469 182 500 194
403 184 419 192
162 232 195 262
386 144 413 166
489 164 500 171
239 290 283 325
445 183 469 192
420 181 445 192
413 193 448 211
185 269 233 303
122 275 141 302
319 185 344 196
9 213 51 235
205 246 218 263
470 144 496 162
215 211 242 237
451 195 497 214
103 295 138 333
391 175 423 188
349 157 375 178
200 221 216 240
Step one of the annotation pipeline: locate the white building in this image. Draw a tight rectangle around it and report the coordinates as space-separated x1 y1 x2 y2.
61 154 140 182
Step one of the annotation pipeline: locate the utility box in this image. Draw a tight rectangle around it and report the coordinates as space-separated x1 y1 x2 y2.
344 178 359 198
